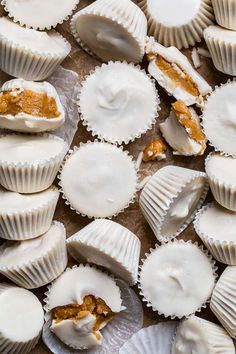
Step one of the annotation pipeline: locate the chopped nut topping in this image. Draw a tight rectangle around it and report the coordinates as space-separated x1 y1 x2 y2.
143 138 167 162
0 89 60 118
52 295 115 338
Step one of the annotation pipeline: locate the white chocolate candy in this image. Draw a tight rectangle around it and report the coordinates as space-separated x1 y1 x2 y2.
2 0 79 30
46 265 123 349
139 241 216 318
71 0 147 63
79 62 159 144
146 37 212 106
0 284 44 354
0 79 65 133
172 315 235 354
60 142 138 218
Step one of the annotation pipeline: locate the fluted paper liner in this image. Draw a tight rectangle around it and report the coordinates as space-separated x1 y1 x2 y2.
1 0 80 30
70 0 147 63
0 283 43 354
139 165 209 242
58 140 139 219
138 240 217 319
137 0 214 49
204 27 236 76
212 0 236 30
0 221 68 289
120 322 177 354
205 152 236 211
210 266 236 338
67 219 141 285
0 187 59 241
194 203 236 265
78 61 160 145
0 133 68 194
172 315 235 353
0 25 71 80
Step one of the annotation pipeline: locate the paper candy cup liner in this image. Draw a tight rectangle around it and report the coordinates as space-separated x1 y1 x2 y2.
67 218 141 285
212 0 236 30
0 133 68 194
0 221 68 289
139 165 209 242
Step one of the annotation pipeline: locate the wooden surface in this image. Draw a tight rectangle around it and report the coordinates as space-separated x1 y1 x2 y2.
0 1 232 353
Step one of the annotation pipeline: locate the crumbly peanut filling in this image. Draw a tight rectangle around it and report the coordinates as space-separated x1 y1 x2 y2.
0 89 60 118
143 138 167 162
172 100 206 155
52 295 115 340
147 53 200 97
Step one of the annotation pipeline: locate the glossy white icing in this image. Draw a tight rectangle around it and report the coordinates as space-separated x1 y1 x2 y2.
0 223 65 267
80 62 158 144
0 185 59 214
140 242 215 317
60 142 137 218
0 134 66 164
0 286 44 342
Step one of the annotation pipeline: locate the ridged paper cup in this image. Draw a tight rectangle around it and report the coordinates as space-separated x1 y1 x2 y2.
138 240 217 319
120 322 177 354
70 0 147 63
212 0 236 30
205 152 236 211
0 186 59 241
0 221 68 289
59 140 139 219
139 165 209 242
67 219 141 285
0 133 68 194
1 0 80 30
194 202 236 265
172 315 235 353
204 25 236 76
0 17 71 81
137 0 214 49
78 61 160 145
210 266 236 338
0 283 44 354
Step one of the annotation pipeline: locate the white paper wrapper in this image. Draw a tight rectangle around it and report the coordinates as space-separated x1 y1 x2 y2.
0 186 59 241
67 219 141 285
212 0 236 30
120 322 177 354
210 265 236 338
42 278 143 354
0 221 68 289
194 203 236 265
139 165 209 242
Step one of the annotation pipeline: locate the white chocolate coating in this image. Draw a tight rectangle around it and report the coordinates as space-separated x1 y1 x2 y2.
0 185 59 214
0 79 65 133
202 82 236 155
140 242 215 317
0 286 44 342
0 17 70 54
0 223 65 267
147 0 201 27
161 177 207 238
206 153 236 186
60 142 137 218
205 24 236 43
0 134 66 164
3 0 79 30
197 203 236 242
146 37 212 106
160 111 204 156
80 62 158 144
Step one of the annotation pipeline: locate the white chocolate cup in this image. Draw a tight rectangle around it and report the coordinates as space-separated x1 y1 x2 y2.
212 0 236 30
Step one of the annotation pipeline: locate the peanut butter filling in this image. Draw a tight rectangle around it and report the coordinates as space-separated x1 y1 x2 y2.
147 53 200 97
0 89 60 118
52 295 115 340
143 138 167 162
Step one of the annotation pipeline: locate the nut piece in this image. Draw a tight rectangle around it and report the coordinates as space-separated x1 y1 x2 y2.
143 138 167 162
